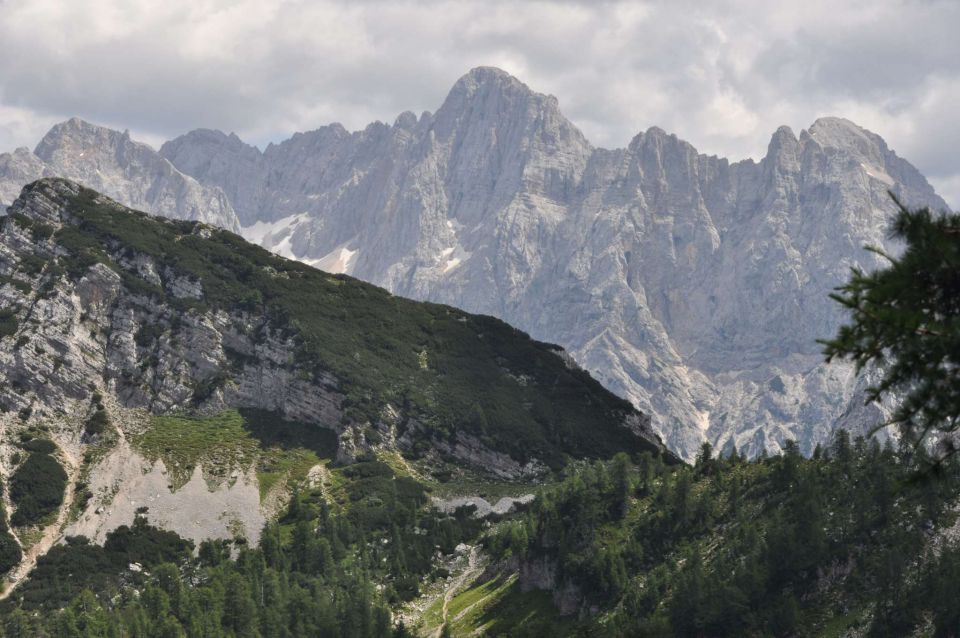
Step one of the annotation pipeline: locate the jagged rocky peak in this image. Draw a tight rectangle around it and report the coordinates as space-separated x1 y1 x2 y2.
805 116 888 158
32 118 148 198
393 110 419 130
161 127 262 162
765 125 800 161
159 128 261 173
34 117 127 162
160 128 265 225
636 125 677 143
443 66 537 106
629 125 683 159
431 67 594 219
0 117 244 232
628 125 712 189
436 66 591 154
770 124 798 144
801 117 946 208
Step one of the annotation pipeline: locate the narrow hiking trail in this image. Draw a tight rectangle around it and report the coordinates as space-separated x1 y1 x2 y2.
432 546 482 638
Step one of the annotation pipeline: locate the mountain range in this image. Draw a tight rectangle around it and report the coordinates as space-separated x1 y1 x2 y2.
0 67 948 460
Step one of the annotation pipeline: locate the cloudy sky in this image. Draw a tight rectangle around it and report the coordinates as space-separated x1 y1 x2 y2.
0 0 957 207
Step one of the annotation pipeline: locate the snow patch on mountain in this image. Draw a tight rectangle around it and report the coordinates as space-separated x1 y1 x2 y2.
311 244 359 274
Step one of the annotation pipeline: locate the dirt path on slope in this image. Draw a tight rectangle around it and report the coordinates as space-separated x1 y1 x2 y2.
307 463 331 497
1 446 79 600
433 546 482 638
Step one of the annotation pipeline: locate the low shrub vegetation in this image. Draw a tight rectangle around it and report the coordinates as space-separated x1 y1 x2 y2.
9 442 67 527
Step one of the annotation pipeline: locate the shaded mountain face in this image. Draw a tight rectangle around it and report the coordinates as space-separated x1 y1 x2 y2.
0 118 241 231
158 68 948 460
0 178 669 481
0 69 947 460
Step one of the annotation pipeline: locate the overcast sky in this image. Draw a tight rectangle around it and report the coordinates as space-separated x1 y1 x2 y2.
0 0 957 207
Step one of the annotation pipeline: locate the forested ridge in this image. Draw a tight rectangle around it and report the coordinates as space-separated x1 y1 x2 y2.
487 434 960 636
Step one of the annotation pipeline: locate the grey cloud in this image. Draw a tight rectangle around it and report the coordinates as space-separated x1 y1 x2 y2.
0 0 956 208
747 6 960 102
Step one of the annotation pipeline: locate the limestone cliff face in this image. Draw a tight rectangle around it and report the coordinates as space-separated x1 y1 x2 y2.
158 68 948 459
0 118 241 231
0 179 276 548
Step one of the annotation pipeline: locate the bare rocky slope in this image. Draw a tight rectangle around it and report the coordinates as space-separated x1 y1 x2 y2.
0 69 949 460
0 178 670 580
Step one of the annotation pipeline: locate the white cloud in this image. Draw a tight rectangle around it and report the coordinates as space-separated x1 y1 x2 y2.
0 0 957 208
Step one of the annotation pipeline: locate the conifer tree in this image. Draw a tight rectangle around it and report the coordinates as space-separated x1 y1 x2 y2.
823 199 960 457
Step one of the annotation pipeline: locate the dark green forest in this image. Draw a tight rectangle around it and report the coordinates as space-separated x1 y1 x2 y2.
4 435 959 637
489 435 960 636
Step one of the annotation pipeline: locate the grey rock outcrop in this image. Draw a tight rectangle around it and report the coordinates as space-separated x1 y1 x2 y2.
431 494 534 518
0 118 241 231
63 439 267 547
516 555 585 617
159 68 948 460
